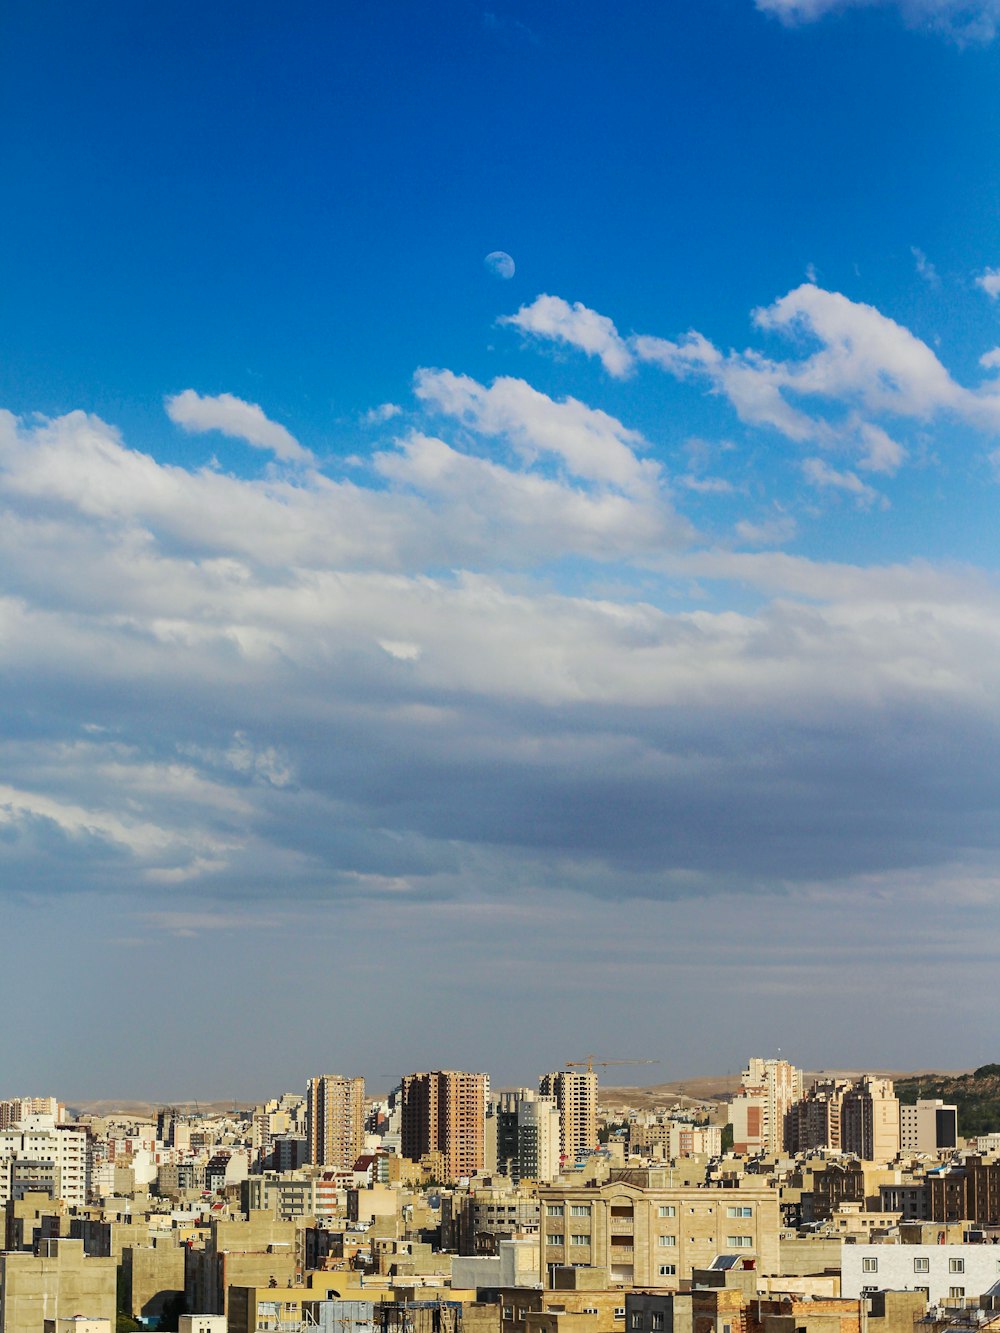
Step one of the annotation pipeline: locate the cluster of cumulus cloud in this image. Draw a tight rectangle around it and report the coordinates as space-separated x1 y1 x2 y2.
4 278 1000 914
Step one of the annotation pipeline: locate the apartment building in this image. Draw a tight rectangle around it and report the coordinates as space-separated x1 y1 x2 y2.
629 1120 722 1159
842 1244 1000 1304
784 1079 851 1153
899 1100 958 1154
842 1078 900 1162
0 1117 88 1209
538 1071 597 1165
729 1059 802 1156
487 1091 561 1182
400 1072 490 1183
306 1076 366 1170
0 1100 62 1132
537 1169 780 1287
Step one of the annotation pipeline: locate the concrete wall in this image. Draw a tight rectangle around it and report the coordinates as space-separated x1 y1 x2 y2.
0 1239 116 1333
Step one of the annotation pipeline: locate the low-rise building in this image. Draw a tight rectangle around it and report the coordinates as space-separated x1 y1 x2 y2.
842 1245 1000 1305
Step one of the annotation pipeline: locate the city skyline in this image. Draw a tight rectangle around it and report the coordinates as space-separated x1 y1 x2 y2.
4 0 1000 1093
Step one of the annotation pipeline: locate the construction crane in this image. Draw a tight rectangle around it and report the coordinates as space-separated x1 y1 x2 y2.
565 1057 659 1075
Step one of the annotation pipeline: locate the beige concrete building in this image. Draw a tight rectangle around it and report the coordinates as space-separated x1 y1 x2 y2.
0 1239 116 1333
43 1320 109 1333
538 1170 780 1288
841 1078 899 1162
306 1076 366 1170
400 1072 490 1183
501 1268 628 1333
178 1317 226 1333
0 1101 62 1132
629 1120 721 1160
729 1059 802 1156
785 1080 851 1154
539 1072 598 1166
121 1242 185 1323
183 1213 300 1316
899 1100 958 1153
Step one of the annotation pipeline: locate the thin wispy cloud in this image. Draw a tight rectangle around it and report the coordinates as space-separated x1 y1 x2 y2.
755 0 1000 42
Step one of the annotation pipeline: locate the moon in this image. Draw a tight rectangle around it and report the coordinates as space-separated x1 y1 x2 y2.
484 250 515 280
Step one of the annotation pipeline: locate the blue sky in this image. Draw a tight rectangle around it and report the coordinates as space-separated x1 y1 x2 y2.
4 0 1000 1098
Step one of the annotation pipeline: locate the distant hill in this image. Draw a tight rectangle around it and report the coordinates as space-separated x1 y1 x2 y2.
895 1065 1000 1136
599 1069 972 1115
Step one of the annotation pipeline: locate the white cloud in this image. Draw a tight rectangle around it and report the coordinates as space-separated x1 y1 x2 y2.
734 515 798 546
977 267 1000 299
802 456 885 507
363 402 402 424
677 474 736 494
523 285 1000 473
375 431 680 558
502 294 634 377
755 0 1000 42
7 361 1000 936
379 639 422 662
912 246 940 286
414 369 658 494
165 389 312 464
856 421 907 474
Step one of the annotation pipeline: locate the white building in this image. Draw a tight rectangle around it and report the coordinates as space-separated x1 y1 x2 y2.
843 1245 1000 1305
517 1093 561 1182
0 1114 88 1207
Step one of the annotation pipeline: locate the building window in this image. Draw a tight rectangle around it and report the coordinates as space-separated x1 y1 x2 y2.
949 1288 965 1300
914 1258 929 1274
631 1316 642 1330
652 1316 664 1330
571 1234 589 1246
658 1235 677 1247
502 1310 513 1321
726 1206 753 1218
658 1267 675 1279
571 1205 592 1217
614 1311 625 1321
548 1234 564 1246
658 1205 676 1217
727 1236 753 1249
547 1205 565 1217
863 1258 878 1274
949 1259 965 1274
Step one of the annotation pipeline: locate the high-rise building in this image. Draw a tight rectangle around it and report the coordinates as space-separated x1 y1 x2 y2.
728 1057 803 1155
842 1076 900 1162
305 1075 365 1169
517 1093 561 1182
486 1090 524 1177
0 1116 87 1208
486 1089 561 1182
538 1070 598 1164
899 1098 956 1154
400 1070 489 1182
784 1078 851 1153
0 1099 62 1132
